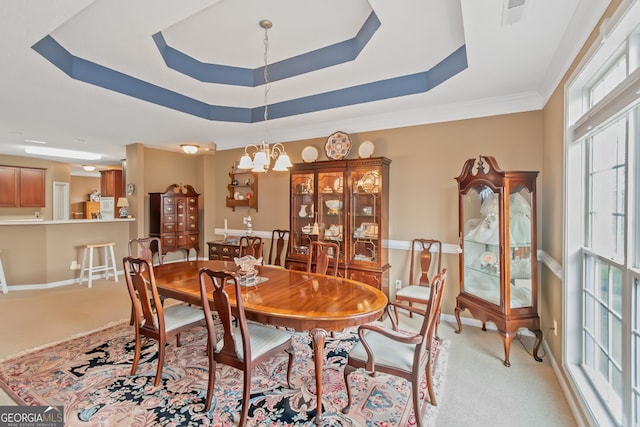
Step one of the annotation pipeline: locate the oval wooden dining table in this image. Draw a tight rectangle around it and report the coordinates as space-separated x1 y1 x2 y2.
152 259 388 424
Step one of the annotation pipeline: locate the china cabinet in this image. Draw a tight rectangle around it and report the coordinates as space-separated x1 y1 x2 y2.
454 155 542 366
149 184 200 260
286 157 391 294
226 171 258 211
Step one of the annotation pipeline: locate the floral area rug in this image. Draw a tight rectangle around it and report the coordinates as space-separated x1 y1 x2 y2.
0 320 449 426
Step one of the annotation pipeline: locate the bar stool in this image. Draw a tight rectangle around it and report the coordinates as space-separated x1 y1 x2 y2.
78 242 118 288
0 249 8 294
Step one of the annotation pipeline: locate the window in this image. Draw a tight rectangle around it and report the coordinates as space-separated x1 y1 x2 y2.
566 4 640 426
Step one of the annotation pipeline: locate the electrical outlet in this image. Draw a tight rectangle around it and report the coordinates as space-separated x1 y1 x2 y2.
69 260 80 270
395 279 402 289
553 319 558 336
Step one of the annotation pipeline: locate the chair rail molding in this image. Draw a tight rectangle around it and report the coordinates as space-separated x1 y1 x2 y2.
537 250 563 279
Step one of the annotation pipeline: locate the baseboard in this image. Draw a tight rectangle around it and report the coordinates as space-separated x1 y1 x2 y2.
542 341 589 427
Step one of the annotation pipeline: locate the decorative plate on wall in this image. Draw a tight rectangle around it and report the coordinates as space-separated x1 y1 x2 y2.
301 146 319 163
324 131 352 160
358 140 375 158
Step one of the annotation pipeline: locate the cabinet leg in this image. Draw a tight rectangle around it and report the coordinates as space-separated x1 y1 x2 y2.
532 329 543 363
454 307 463 334
502 331 517 367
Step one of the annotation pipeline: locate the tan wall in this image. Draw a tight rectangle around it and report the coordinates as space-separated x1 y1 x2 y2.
213 111 544 317
69 175 101 217
1 221 131 285
538 4 623 420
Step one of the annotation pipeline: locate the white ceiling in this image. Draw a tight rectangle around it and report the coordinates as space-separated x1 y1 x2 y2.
0 0 609 173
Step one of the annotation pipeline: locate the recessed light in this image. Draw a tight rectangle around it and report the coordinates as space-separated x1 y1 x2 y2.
25 146 102 160
82 165 96 171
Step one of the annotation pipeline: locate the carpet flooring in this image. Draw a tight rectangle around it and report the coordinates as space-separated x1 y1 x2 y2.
0 320 449 426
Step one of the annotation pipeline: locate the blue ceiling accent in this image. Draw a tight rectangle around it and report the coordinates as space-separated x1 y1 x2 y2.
32 35 467 124
154 11 382 86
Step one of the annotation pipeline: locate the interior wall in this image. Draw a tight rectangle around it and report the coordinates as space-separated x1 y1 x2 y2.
213 111 544 317
538 2 622 423
69 175 100 217
0 154 70 219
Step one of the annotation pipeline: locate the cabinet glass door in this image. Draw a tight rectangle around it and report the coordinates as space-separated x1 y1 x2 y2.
462 184 501 307
349 167 381 265
317 170 345 261
508 186 533 309
290 172 315 258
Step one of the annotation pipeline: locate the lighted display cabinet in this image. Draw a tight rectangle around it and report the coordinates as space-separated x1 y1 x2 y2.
454 155 542 367
286 157 391 294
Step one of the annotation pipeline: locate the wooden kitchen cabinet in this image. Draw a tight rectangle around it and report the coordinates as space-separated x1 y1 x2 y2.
0 165 45 207
83 201 101 219
100 169 123 200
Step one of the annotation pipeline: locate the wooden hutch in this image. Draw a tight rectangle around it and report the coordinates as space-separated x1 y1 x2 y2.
149 184 200 260
286 157 391 295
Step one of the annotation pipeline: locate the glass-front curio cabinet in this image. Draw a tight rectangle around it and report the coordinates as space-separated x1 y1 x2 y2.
454 155 542 367
287 157 391 294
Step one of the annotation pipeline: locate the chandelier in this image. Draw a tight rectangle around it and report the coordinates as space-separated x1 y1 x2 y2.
237 20 292 173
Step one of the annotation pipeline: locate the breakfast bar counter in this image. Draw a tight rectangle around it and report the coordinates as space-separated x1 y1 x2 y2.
0 218 134 289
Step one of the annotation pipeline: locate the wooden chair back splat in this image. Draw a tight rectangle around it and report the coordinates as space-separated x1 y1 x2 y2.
267 229 289 267
198 268 295 425
238 236 263 259
122 256 204 387
306 240 339 276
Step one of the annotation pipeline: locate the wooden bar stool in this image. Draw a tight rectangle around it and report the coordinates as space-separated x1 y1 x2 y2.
0 249 8 294
78 242 118 288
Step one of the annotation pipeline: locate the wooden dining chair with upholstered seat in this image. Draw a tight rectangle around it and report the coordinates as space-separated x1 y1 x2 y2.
123 256 205 387
342 269 447 427
394 239 442 328
306 240 339 276
198 268 295 425
239 236 263 259
128 237 163 265
266 229 289 267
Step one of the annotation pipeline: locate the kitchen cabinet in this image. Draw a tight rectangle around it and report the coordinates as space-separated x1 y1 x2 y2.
100 169 123 200
0 166 45 208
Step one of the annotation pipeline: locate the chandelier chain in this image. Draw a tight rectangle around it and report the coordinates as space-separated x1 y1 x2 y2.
263 24 270 144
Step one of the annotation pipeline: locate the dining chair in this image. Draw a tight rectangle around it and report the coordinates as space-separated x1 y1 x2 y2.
342 269 447 427
306 240 339 276
123 256 205 387
238 236 263 259
198 268 294 424
266 229 289 267
394 239 442 323
128 237 163 265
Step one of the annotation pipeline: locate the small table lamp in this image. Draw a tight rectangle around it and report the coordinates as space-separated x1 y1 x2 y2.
116 197 129 218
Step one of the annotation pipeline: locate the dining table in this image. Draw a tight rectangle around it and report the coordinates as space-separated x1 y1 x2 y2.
152 259 388 424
